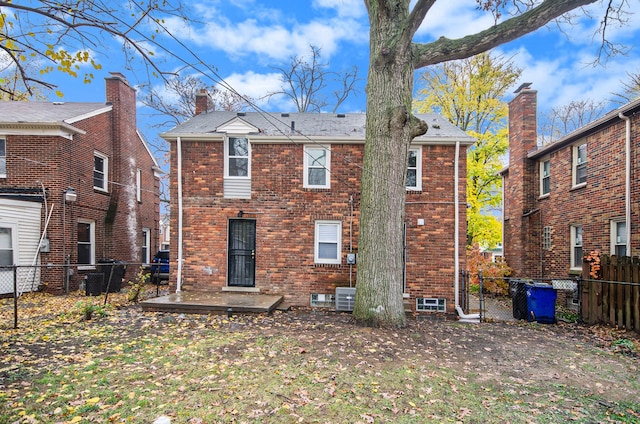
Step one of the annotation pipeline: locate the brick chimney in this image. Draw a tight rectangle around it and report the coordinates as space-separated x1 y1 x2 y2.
195 89 208 115
503 83 539 277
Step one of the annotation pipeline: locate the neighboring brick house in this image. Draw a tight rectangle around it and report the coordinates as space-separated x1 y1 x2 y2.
0 72 162 295
161 97 475 313
502 84 640 279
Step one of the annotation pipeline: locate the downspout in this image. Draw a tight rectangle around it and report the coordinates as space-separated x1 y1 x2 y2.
176 136 184 292
619 112 631 255
454 140 480 322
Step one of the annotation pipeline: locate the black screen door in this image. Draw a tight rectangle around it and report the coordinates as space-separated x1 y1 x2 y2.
227 219 256 287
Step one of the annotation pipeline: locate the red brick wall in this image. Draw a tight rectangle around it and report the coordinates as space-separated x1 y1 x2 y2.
169 139 468 311
504 88 539 277
505 89 640 279
0 74 160 293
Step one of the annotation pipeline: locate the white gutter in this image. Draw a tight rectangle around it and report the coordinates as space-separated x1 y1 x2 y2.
454 140 480 322
619 113 631 255
176 136 184 292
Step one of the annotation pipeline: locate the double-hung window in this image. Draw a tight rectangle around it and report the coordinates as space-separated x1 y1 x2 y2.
304 145 330 188
0 227 14 266
573 143 587 186
570 225 583 270
540 159 550 196
77 220 95 269
406 146 422 191
141 228 150 265
0 138 6 178
94 152 109 191
314 221 341 265
611 220 627 256
226 137 250 177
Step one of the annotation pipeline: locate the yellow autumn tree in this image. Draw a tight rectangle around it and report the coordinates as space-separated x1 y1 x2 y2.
414 53 521 249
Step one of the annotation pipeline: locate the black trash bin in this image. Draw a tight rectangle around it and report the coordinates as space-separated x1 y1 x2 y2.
86 273 104 296
510 279 528 319
98 259 127 293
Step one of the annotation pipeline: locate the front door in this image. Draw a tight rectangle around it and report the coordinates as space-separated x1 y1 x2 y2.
227 219 256 287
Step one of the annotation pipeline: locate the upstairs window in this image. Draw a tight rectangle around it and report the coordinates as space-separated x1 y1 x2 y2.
225 137 250 178
572 143 587 186
0 138 6 178
540 159 550 196
136 169 142 202
406 147 422 191
94 152 109 191
304 146 330 189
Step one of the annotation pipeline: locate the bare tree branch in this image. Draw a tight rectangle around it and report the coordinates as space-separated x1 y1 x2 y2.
412 0 598 68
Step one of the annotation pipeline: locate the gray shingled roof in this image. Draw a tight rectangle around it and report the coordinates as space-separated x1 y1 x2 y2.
162 111 475 142
0 101 109 124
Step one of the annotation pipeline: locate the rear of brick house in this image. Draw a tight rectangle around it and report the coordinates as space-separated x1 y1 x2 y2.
162 98 475 314
0 73 161 294
503 85 640 279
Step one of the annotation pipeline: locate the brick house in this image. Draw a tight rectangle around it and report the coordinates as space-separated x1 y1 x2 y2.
502 84 640 279
0 72 162 294
161 95 475 314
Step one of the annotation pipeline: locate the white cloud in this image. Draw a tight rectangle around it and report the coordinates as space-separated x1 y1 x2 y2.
220 71 287 109
313 0 366 19
160 6 366 65
415 0 496 40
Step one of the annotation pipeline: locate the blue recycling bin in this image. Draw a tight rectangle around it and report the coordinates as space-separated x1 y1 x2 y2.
526 283 557 324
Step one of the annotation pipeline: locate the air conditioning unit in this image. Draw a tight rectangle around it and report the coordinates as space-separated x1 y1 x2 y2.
335 287 356 312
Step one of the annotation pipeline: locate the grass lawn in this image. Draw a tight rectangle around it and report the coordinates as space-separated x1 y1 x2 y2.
1 289 639 423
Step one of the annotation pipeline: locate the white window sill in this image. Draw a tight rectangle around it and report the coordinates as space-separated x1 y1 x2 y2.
538 193 550 199
570 183 586 191
78 266 96 271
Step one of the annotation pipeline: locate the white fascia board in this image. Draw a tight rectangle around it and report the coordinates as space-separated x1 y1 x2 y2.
0 122 85 139
64 105 113 124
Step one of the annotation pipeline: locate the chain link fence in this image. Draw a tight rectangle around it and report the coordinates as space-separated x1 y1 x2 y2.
1 262 167 329
461 271 580 323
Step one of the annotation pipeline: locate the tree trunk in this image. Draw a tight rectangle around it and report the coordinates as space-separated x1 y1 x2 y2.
353 3 426 327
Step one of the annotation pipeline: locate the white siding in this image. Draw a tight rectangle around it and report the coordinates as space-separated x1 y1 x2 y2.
224 179 251 199
0 199 42 294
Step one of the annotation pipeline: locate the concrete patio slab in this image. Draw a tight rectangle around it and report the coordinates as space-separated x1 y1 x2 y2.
140 291 284 315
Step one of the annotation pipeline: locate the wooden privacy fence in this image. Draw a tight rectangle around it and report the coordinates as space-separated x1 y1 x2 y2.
581 255 640 332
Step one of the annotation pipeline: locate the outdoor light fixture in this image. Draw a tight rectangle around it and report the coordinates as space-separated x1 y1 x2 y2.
237 210 244 217
64 187 77 203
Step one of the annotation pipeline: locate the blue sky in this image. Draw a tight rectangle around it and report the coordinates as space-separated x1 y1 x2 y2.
48 0 640 143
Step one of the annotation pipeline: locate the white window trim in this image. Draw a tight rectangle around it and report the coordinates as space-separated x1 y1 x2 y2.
77 219 96 270
314 220 342 265
406 146 422 191
0 223 18 266
141 228 150 265
610 219 627 256
570 225 582 271
136 169 142 202
224 136 251 179
572 143 587 188
303 145 331 189
540 159 550 197
0 137 6 178
94 151 109 192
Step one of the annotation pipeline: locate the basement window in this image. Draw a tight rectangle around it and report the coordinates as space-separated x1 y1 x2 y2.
310 293 335 308
416 297 446 312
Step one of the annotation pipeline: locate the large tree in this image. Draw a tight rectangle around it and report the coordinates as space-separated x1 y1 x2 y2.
355 0 625 326
414 53 521 249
